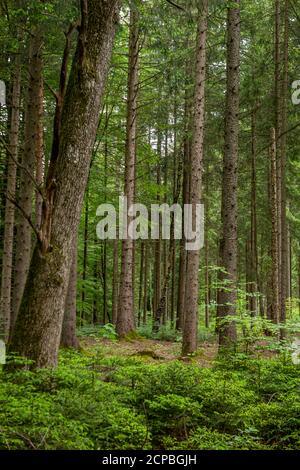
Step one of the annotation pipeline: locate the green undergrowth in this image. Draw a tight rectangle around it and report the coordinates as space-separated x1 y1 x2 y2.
0 346 299 450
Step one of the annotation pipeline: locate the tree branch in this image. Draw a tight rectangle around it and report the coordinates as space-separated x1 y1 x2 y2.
166 0 185 11
6 192 42 244
0 136 46 202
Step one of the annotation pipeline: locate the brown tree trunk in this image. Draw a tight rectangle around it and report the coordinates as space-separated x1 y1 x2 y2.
182 0 208 355
9 0 120 368
35 56 44 230
249 109 258 316
143 241 149 325
112 237 119 326
117 7 139 337
11 30 43 332
279 0 289 335
61 234 79 349
153 135 161 321
138 242 144 326
217 0 240 348
81 196 89 322
0 51 21 340
204 204 210 328
274 0 282 328
270 128 280 324
176 71 191 331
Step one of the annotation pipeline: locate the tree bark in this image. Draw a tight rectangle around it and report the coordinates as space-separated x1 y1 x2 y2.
112 236 119 325
143 241 149 325
9 0 120 368
12 29 43 332
182 0 208 355
217 0 240 348
61 234 79 349
270 128 280 324
116 7 139 337
0 50 21 340
279 0 289 335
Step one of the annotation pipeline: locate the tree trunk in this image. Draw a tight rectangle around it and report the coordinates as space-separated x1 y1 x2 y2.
182 0 208 355
0 51 21 340
81 196 89 322
249 108 258 316
112 237 119 325
274 0 283 330
12 29 43 331
35 50 44 230
270 128 280 324
117 7 139 337
153 136 161 322
279 0 289 335
9 0 120 368
138 242 144 326
61 234 79 349
176 69 191 331
217 0 240 348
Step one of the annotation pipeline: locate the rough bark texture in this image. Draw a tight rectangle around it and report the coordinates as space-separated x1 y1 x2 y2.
112 237 119 325
61 234 79 349
279 0 289 334
143 241 149 325
176 72 191 331
270 128 280 324
0 52 21 340
274 0 282 324
35 46 44 230
182 0 208 355
138 242 144 326
12 30 43 331
9 0 120 368
217 1 240 348
249 109 258 316
116 8 139 337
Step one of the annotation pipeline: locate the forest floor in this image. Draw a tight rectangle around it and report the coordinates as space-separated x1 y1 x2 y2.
1 332 299 450
79 336 276 367
80 337 217 366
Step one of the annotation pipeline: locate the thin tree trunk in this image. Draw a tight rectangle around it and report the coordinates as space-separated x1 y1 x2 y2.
204 204 210 328
112 236 119 325
182 0 208 355
153 135 161 322
61 234 79 349
9 0 120 368
275 0 282 327
249 108 258 316
270 128 280 324
35 45 44 230
0 51 21 340
176 69 191 331
279 0 289 335
81 196 89 322
143 241 149 325
12 30 43 331
117 7 139 337
217 0 240 348
138 241 144 326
